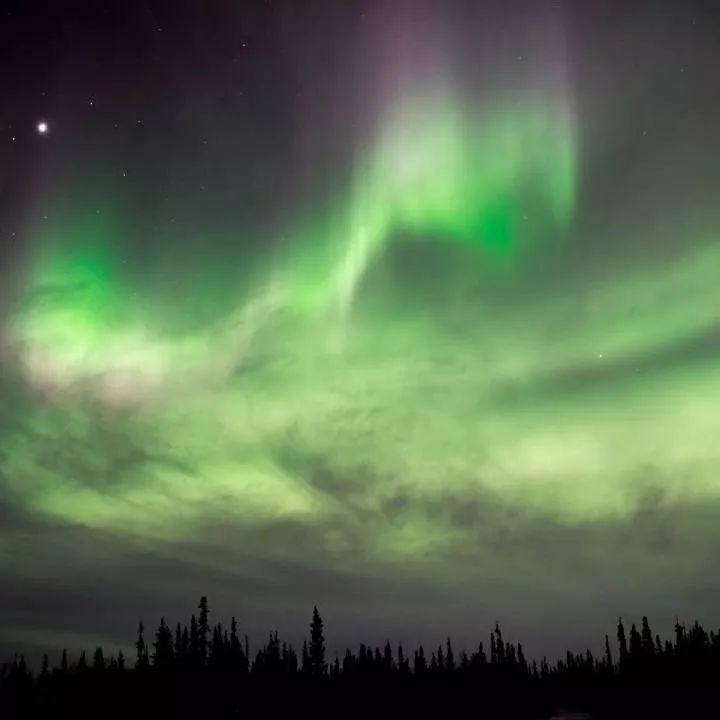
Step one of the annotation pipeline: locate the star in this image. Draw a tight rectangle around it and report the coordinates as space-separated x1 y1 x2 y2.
37 121 48 134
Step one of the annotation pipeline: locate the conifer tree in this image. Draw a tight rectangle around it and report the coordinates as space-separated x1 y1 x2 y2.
189 614 199 664
604 634 613 669
414 645 427 674
469 642 484 670
617 617 628 666
175 623 183 660
152 617 174 668
198 596 210 665
383 640 393 671
308 606 326 677
517 643 528 673
398 643 408 674
229 616 245 672
374 647 383 666
93 647 105 671
301 640 309 674
641 616 655 657
655 634 663 656
445 638 455 672
629 623 642 658
343 648 355 674
494 625 505 665
76 650 88 672
135 621 149 669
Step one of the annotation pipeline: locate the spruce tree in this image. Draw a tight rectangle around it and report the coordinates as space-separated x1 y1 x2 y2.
604 634 613 669
301 640 309 674
398 643 408 674
471 642 487 669
414 645 427 674
383 640 394 671
76 650 88 672
230 616 245 672
152 617 174 668
198 596 210 665
655 634 663 656
93 647 105 671
445 638 455 672
617 617 628 666
174 623 183 661
494 625 505 665
641 616 655 657
135 621 149 669
343 648 355 674
517 643 528 673
308 606 326 677
629 623 642 658
189 614 199 664
674 618 685 651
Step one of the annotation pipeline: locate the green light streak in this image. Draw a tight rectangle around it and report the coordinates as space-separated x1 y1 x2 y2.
2 89 719 565
289 91 577 317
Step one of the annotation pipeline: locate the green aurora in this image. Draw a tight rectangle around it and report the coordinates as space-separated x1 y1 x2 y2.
1 0 720 661
4 89 719 554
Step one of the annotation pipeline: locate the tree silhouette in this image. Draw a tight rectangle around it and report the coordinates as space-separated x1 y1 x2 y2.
629 623 642 659
604 634 613 669
76 650 87 672
413 645 427 674
308 606 326 677
3 598 720 719
135 621 149 669
92 647 105 672
197 596 210 666
189 614 199 665
383 640 393 672
617 617 628 666
445 638 455 672
641 616 655 657
397 643 409 674
152 618 174 669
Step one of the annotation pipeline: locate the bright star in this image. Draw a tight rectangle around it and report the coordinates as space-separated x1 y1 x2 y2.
37 121 48 134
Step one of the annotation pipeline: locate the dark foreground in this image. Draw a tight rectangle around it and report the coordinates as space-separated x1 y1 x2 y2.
2 599 719 718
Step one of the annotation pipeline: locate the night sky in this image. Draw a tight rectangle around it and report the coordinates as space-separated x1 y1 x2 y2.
1 0 720 664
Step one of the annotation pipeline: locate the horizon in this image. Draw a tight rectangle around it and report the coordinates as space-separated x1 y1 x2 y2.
1 597 708 674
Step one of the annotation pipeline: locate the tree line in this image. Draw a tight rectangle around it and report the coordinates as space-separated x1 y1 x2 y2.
2 597 719 718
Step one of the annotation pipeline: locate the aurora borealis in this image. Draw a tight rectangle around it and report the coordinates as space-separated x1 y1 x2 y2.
1 0 720 661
